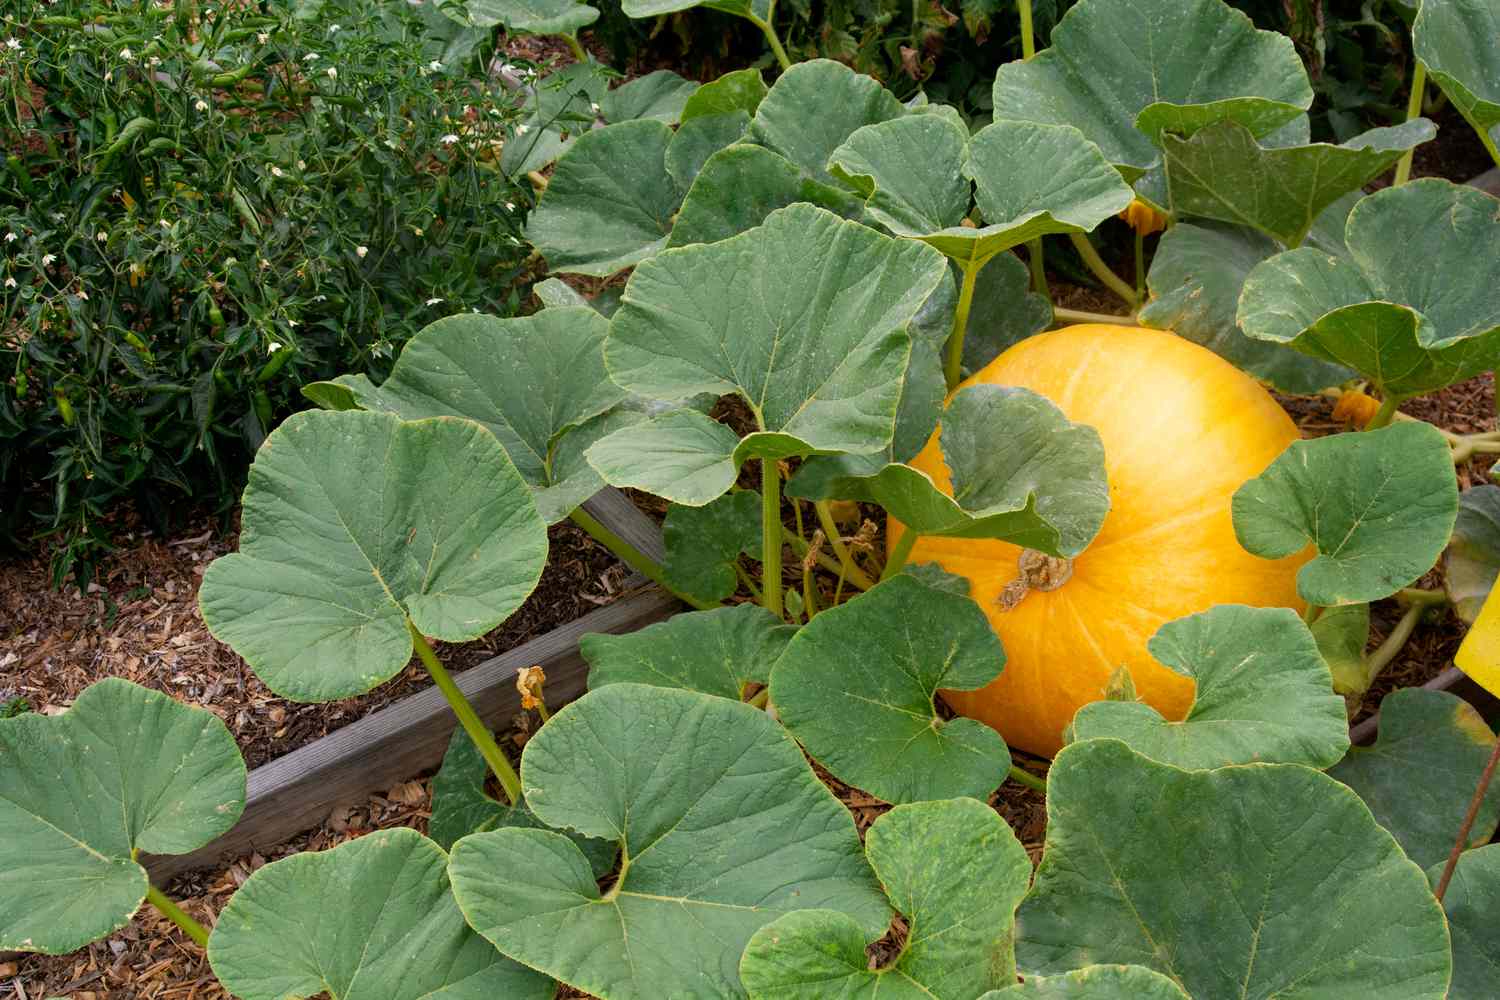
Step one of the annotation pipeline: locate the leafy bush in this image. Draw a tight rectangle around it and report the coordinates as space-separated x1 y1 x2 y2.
0 0 532 583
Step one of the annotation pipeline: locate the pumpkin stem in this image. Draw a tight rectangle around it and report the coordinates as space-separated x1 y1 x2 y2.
997 549 1073 610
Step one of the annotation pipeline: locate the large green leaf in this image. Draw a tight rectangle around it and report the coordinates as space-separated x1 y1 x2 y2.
526 119 682 277
1237 179 1500 399
990 0 1312 178
771 576 1009 804
960 253 1054 375
1161 119 1435 246
448 683 888 999
740 798 1031 999
665 112 752 192
790 384 1109 559
621 0 770 19
1414 0 1500 156
1447 485 1500 623
209 827 550 1000
465 0 598 33
1232 422 1459 606
750 59 905 186
587 204 947 506
312 310 623 524
980 966 1191 999
669 143 853 250
0 678 246 954
581 603 795 699
1015 740 1452 998
600 70 697 125
1139 220 1351 393
1429 844 1500 1000
1069 605 1348 768
659 491 763 600
828 116 1133 266
200 410 548 701
1331 687 1500 869
681 67 767 121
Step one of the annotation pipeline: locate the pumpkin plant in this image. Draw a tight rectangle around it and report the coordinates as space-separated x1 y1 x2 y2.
8 0 1500 996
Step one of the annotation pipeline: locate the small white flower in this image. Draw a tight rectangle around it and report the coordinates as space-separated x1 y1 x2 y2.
5 37 20 51
590 101 600 114
3 277 15 289
498 62 515 75
148 55 161 67
355 245 368 258
41 254 56 267
515 123 530 135
256 32 269 44
120 47 133 60
325 66 337 80
328 24 341 33
505 201 515 211
286 318 299 328
425 297 442 306
104 70 113 82
3 232 15 243
195 99 208 111
76 287 88 300
96 231 108 242
160 219 171 230
413 227 423 236
297 159 306 169
270 165 284 177
428 60 442 72
305 52 318 61
440 133 459 146
259 258 270 270
266 340 282 352
313 294 327 302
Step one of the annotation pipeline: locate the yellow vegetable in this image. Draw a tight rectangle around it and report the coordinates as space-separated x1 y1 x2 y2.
895 325 1310 757
1119 198 1168 236
1456 589 1500 699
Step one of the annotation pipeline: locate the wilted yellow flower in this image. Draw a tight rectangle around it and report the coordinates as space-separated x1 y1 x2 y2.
1119 198 1168 236
516 665 546 711
1333 389 1381 429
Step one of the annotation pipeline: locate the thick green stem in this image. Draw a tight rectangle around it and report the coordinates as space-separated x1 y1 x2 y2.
1053 305 1138 326
762 458 785 617
1068 232 1138 307
1365 603 1423 680
1017 0 1036 58
560 32 587 62
1398 587 1450 607
409 623 521 804
569 507 716 610
1393 62 1426 187
944 263 983 389
813 500 876 591
146 885 209 948
1365 394 1403 430
1008 764 1047 794
748 11 793 71
881 529 919 581
1026 239 1050 297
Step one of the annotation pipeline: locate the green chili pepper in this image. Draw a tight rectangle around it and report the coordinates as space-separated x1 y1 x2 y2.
56 393 76 426
253 388 274 428
254 345 294 384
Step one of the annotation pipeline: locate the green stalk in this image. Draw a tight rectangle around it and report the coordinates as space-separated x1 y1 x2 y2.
944 263 983 389
1366 394 1403 430
559 33 587 62
881 529 919 581
408 622 521 804
1053 305 1139 326
1007 764 1046 794
762 458 785 617
1364 602 1423 681
747 8 793 71
1017 0 1036 58
146 885 209 948
784 526 872 591
1026 239 1050 297
1068 232 1138 307
569 507 716 610
814 500 877 591
793 500 817 621
1392 62 1426 187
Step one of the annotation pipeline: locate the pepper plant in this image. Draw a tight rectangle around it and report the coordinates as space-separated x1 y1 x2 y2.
6 0 1500 997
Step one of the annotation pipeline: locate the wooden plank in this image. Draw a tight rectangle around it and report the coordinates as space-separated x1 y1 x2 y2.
581 487 665 562
143 585 679 882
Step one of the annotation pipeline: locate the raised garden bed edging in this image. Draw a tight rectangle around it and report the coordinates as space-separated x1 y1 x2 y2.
140 487 678 883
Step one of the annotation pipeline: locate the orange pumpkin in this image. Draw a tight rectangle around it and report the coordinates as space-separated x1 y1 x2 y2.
894 325 1310 757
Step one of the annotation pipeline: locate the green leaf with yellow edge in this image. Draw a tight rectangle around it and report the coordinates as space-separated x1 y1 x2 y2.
526 119 682 277
1429 844 1500 1000
0 678 246 954
447 683 888 1000
1447 485 1500 624
200 410 548 702
740 798 1031 999
319 309 625 524
1161 119 1435 246
586 204 947 506
1015 740 1451 998
1330 687 1500 869
1232 422 1459 606
1414 0 1500 157
209 827 551 1000
770 575 1010 805
582 603 794 699
1069 605 1348 769
990 0 1311 179
980 966 1190 999
1238 180 1500 399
